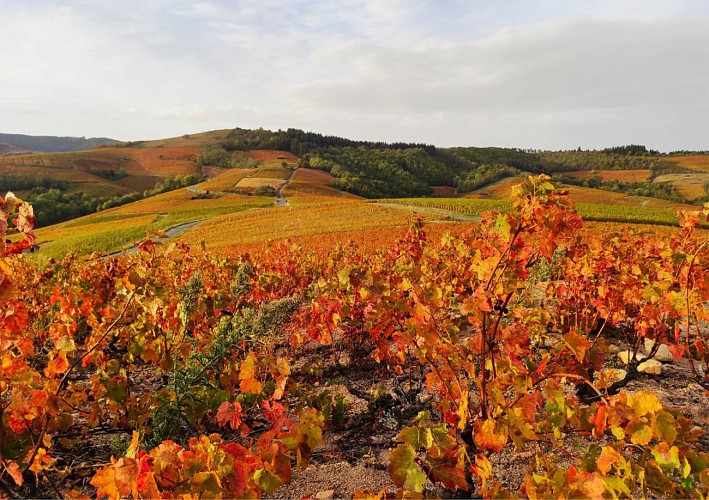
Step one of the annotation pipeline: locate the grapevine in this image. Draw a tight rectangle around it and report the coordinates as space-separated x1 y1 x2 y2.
0 180 707 498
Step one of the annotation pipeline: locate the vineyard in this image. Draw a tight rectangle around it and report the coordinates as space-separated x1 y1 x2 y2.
0 175 707 498
381 197 708 228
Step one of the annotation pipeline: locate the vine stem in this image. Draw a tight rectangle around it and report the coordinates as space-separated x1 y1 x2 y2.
21 291 136 475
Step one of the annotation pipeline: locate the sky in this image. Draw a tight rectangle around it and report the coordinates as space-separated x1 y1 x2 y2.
1 0 708 151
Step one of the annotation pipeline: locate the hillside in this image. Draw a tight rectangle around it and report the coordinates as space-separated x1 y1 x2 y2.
0 132 120 152
0 136 216 226
185 127 709 203
3 125 706 236
0 142 33 156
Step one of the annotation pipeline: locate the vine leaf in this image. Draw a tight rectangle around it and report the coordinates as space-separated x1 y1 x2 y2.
388 444 427 493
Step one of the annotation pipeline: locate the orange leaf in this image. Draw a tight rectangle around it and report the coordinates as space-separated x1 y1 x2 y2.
4 461 23 486
45 352 69 378
596 446 622 476
474 418 508 452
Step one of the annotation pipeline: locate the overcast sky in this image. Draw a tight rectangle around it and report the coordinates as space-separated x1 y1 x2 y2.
1 0 708 150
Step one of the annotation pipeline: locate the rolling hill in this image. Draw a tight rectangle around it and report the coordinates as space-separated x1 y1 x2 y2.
0 132 120 152
3 127 707 253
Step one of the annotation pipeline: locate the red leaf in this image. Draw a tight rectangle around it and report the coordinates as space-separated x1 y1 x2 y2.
217 401 243 430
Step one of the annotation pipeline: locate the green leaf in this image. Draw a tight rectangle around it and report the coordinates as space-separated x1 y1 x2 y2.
337 266 351 288
397 426 431 450
494 214 511 239
604 476 632 497
105 381 127 403
653 411 677 444
388 444 427 493
190 471 222 494
254 468 283 494
430 424 457 452
652 443 680 469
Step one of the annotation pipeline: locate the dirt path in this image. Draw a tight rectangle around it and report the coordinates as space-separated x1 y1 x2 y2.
372 202 481 222
104 220 203 258
276 167 299 206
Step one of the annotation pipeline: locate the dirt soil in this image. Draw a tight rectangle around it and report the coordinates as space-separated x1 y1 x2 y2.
271 332 708 498
32 321 709 499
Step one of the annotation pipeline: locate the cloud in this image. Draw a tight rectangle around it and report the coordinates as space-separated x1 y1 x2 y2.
151 104 255 120
286 18 708 114
1 1 707 149
279 16 708 149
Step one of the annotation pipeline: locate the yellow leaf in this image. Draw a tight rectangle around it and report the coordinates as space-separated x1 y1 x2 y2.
126 431 140 459
631 391 662 417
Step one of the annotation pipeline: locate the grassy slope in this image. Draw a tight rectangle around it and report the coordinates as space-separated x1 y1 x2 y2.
653 154 709 201
0 131 233 198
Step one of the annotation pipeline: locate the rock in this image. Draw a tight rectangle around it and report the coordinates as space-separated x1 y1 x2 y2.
638 359 662 375
315 490 335 500
644 339 674 362
618 350 646 365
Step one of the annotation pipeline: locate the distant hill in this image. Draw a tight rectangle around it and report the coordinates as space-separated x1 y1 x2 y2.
0 142 33 156
2 126 707 231
0 133 121 152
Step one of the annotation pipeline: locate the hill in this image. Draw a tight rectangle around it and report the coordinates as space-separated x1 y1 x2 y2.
0 134 226 227
2 127 707 232
0 142 33 156
0 132 120 152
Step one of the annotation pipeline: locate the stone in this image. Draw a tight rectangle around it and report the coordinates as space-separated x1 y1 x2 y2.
644 339 674 363
315 490 335 500
617 350 645 365
637 359 662 375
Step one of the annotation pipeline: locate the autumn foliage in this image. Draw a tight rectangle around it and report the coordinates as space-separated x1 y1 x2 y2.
0 178 707 498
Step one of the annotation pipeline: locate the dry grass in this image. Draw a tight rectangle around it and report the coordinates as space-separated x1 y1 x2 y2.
199 169 258 191
107 188 269 214
662 154 709 172
562 170 651 182
252 165 291 179
136 130 233 148
463 177 524 199
464 176 696 210
654 173 709 201
235 177 282 190
244 150 299 163
283 169 360 198
0 143 202 197
562 185 694 209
